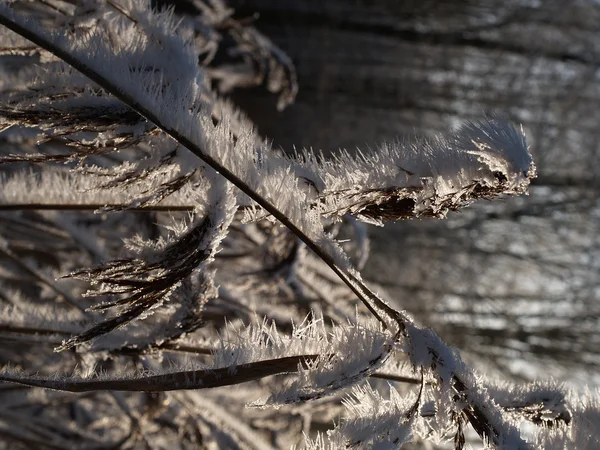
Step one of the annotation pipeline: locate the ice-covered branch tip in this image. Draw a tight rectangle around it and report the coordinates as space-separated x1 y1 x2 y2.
297 115 535 224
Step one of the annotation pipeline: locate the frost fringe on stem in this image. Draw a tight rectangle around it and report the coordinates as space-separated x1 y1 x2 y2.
0 1 595 449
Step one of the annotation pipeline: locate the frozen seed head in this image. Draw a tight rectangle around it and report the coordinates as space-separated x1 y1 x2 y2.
455 115 536 191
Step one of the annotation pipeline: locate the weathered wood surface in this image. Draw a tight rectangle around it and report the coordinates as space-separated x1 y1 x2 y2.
229 0 600 183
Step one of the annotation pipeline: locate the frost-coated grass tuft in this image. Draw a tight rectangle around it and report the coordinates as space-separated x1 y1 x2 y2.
0 2 590 450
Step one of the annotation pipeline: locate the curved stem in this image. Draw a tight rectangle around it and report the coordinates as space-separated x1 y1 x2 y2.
0 9 397 330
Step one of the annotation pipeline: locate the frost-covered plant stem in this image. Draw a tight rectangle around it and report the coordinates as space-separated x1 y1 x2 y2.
0 3 407 333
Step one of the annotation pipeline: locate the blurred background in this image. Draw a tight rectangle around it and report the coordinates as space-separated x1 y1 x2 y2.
220 0 600 384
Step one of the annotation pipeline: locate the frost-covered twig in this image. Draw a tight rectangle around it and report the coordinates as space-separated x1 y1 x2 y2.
56 174 235 351
0 0 406 339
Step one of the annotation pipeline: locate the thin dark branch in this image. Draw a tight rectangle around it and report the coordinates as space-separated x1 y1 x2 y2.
0 354 322 392
0 9 397 329
0 203 195 211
